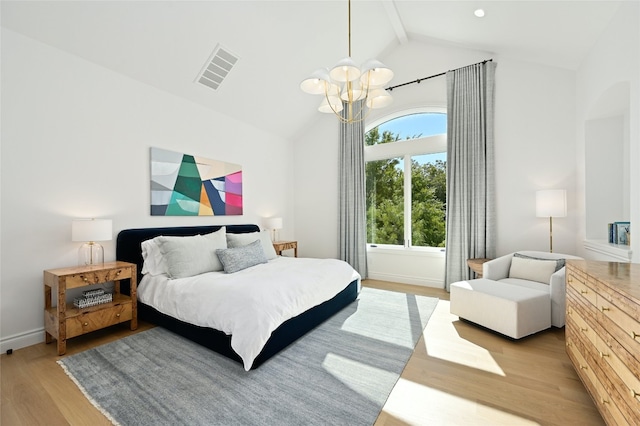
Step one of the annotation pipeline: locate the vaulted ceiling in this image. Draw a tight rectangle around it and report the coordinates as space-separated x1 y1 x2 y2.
1 1 623 140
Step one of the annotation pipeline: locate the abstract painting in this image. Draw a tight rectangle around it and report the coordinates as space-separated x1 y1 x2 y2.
150 147 243 216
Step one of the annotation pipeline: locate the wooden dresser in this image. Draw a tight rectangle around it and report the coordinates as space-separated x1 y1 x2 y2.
565 260 640 425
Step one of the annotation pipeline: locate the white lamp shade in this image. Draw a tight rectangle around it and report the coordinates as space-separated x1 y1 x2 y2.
360 59 394 87
536 190 567 218
329 57 361 82
72 219 113 242
300 68 332 95
318 96 344 113
265 217 283 230
366 88 393 109
340 80 365 102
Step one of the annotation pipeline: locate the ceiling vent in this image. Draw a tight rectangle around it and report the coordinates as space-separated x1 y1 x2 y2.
195 44 239 91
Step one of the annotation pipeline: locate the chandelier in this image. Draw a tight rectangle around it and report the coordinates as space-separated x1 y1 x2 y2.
300 0 394 123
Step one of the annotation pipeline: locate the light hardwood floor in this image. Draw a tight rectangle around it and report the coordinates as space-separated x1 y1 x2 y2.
1 280 603 425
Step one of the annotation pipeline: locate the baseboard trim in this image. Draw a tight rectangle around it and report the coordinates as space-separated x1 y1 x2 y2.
0 327 45 353
367 272 444 288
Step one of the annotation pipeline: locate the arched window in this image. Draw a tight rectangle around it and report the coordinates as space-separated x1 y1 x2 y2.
365 110 446 249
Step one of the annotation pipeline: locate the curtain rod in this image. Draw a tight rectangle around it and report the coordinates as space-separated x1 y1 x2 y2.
386 59 493 92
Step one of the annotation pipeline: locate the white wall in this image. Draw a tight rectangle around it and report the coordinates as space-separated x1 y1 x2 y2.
294 39 579 287
493 57 577 256
0 29 295 352
575 1 639 263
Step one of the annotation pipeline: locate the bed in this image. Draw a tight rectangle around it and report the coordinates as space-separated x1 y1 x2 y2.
116 224 360 370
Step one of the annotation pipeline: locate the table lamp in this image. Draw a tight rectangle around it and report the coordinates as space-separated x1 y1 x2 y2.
72 218 112 265
265 217 283 242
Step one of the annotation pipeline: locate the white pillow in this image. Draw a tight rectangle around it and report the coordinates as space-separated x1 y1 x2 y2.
226 230 277 260
508 256 558 284
141 237 167 276
157 228 227 279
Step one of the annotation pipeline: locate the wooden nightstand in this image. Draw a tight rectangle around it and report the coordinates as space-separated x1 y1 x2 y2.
44 261 137 355
466 258 492 278
273 240 298 257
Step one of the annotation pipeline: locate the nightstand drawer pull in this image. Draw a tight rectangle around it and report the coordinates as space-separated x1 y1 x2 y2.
599 351 609 358
580 290 588 294
116 313 120 318
580 365 588 370
581 327 588 333
601 306 610 312
633 332 640 339
82 276 89 282
601 397 609 404
83 322 88 327
632 390 640 400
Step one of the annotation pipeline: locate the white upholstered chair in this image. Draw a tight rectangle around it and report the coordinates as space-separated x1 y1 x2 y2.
482 250 582 328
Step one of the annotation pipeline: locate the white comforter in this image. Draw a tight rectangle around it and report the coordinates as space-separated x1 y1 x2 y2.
138 257 360 370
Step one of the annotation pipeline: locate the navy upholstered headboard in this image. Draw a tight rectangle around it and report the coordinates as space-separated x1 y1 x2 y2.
116 224 260 293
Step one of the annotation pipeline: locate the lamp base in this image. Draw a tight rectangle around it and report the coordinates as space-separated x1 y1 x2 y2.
79 242 104 265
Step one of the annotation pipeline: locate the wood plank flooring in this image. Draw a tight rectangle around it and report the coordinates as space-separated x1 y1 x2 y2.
1 280 603 425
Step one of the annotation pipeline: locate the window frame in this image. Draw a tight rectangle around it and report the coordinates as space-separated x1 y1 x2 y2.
365 107 447 252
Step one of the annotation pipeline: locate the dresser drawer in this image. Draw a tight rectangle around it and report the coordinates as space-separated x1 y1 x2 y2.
567 268 598 307
597 294 640 357
65 266 133 288
66 302 132 338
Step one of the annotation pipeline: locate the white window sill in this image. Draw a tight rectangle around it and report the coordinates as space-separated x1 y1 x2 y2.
367 244 445 258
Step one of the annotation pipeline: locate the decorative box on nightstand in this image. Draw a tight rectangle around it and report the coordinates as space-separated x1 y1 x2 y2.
273 240 298 257
43 261 137 355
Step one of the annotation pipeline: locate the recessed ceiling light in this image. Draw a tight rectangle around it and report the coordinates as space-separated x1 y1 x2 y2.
474 9 485 18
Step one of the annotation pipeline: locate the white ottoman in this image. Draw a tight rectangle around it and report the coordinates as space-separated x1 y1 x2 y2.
450 278 551 339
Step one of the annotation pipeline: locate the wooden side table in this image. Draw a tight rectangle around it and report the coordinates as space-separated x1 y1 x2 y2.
466 258 492 278
44 261 137 355
273 240 298 257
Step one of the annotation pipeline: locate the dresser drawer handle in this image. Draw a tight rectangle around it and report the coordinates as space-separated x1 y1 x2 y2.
580 290 588 294
601 397 609 404
83 322 88 327
568 278 573 283
599 351 609 358
581 327 588 333
82 276 88 282
116 313 120 318
580 365 588 370
601 306 610 312
633 332 640 339
632 390 640 400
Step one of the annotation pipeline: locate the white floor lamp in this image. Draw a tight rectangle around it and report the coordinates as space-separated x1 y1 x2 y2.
536 190 566 253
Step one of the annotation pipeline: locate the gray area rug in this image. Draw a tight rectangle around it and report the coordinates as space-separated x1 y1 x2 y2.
58 287 438 426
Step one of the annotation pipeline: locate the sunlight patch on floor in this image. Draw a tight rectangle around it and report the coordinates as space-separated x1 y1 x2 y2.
382 378 540 426
322 353 397 405
420 301 506 376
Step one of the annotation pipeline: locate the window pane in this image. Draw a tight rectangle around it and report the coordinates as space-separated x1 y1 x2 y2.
366 157 404 245
377 113 446 141
411 153 446 247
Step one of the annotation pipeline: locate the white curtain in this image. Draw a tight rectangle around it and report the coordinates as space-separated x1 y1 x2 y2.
339 100 368 277
444 61 497 290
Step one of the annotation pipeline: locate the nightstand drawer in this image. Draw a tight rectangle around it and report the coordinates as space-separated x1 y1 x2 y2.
66 303 132 338
65 267 133 288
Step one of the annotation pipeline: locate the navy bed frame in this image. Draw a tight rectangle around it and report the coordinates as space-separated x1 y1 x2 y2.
116 224 358 369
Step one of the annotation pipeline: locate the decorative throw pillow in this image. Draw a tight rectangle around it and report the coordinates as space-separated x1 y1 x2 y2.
157 228 227 279
508 256 558 284
513 252 566 272
226 230 278 260
216 239 268 274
